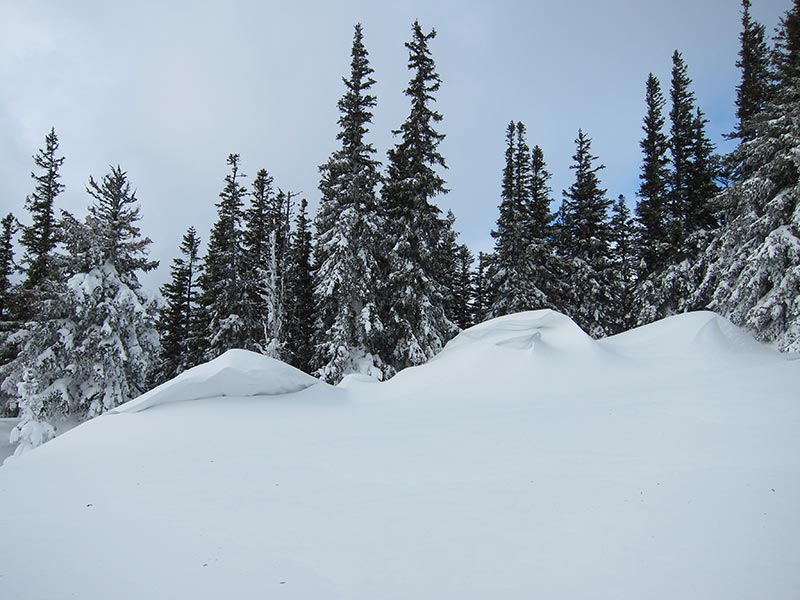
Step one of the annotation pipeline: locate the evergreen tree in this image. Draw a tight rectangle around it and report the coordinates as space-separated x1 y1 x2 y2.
155 227 203 384
685 107 719 246
610 195 636 333
450 243 474 330
18 128 65 312
732 0 771 145
694 0 800 351
472 251 491 326
635 74 671 274
557 129 615 337
199 154 249 359
0 214 18 322
284 198 315 373
381 20 456 373
668 50 696 258
242 168 280 354
2 168 159 454
313 23 386 382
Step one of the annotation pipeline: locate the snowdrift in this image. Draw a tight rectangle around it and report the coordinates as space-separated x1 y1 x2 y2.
1 311 798 600
113 349 321 414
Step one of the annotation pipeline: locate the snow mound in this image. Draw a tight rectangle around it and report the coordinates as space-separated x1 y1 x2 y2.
113 349 320 414
441 309 595 356
602 311 776 359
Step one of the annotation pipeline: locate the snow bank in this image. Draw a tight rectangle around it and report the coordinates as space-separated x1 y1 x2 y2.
113 349 320 414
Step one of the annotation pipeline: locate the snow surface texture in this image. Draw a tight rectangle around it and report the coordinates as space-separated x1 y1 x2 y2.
112 348 321 414
1 310 798 599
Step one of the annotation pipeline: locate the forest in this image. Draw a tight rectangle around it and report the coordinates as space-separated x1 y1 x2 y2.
0 0 798 452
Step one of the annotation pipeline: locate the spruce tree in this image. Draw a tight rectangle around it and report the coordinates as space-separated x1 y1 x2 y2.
0 214 18 322
19 128 65 310
381 20 456 372
199 154 249 359
284 198 314 373
557 129 615 337
610 195 636 333
313 23 386 382
685 107 719 247
472 251 491 326
635 74 671 274
155 227 203 384
450 243 474 330
668 50 696 258
732 0 771 145
3 167 159 453
694 0 800 351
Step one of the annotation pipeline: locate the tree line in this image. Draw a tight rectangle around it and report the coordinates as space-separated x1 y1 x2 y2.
1 1 798 452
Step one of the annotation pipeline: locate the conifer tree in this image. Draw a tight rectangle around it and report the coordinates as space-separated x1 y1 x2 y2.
610 195 636 333
0 214 18 322
19 128 65 309
199 154 249 359
242 168 280 354
450 243 474 330
694 0 800 351
284 198 314 373
668 50 696 257
557 129 614 337
156 227 203 383
635 74 671 274
685 107 719 246
313 23 386 382
472 251 491 326
3 167 159 453
381 20 456 372
732 0 771 145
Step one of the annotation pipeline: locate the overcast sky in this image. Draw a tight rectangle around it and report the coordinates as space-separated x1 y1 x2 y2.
0 0 790 291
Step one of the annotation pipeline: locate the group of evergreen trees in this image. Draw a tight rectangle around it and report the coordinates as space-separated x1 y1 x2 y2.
476 0 800 352
2 1 799 453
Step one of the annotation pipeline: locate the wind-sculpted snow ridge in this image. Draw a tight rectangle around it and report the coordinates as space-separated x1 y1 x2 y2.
113 349 321 414
600 310 783 360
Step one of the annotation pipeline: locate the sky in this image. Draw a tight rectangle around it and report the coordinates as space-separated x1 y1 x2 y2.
0 0 790 291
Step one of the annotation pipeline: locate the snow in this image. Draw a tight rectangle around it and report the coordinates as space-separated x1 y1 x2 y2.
113 349 322 414
1 310 798 599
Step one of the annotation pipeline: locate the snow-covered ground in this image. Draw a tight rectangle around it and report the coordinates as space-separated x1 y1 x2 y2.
1 310 798 599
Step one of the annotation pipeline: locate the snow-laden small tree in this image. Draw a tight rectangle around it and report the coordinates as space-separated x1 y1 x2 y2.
381 20 457 373
2 167 159 454
312 23 387 383
609 195 637 333
155 226 203 384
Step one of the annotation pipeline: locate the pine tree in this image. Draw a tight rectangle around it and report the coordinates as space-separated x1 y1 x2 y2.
0 214 18 322
155 227 203 384
557 129 615 337
199 154 249 359
610 195 636 333
685 107 719 248
668 50 696 258
450 243 474 330
694 0 800 351
242 168 280 354
635 74 671 274
2 167 159 454
18 128 65 312
313 23 386 382
732 0 771 145
472 251 491 326
381 20 456 373
284 198 314 373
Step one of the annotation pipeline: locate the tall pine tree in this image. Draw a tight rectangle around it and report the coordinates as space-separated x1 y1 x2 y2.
732 0 771 146
284 198 314 373
313 23 386 382
381 20 456 373
155 226 203 384
199 154 249 359
557 129 615 338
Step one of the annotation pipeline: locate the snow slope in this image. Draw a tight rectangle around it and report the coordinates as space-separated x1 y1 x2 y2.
0 310 798 599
